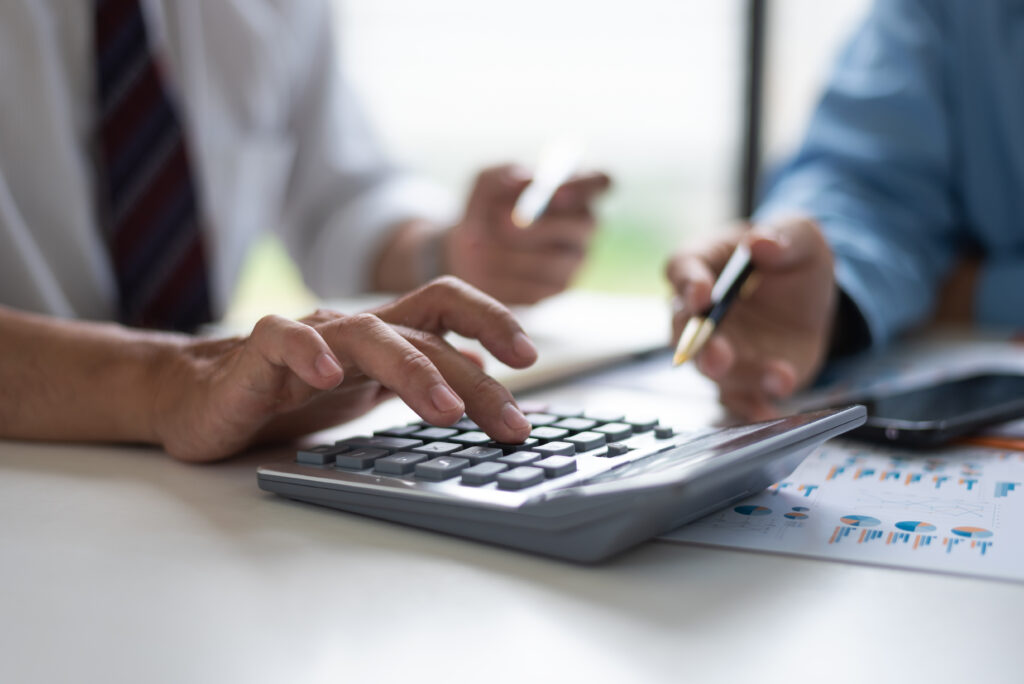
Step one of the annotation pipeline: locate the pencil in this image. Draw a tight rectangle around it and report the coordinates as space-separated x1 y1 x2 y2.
672 242 756 366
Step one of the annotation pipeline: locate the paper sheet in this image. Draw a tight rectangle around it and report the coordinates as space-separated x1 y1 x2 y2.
661 440 1024 582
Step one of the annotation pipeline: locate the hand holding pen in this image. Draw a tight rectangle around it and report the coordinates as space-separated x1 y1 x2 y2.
666 218 839 420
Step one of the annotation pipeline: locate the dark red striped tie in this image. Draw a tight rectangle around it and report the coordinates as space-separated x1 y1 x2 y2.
94 0 213 332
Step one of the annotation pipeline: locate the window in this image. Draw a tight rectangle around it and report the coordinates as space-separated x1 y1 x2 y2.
228 0 870 322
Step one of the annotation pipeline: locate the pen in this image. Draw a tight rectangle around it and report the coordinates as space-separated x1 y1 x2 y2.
672 242 755 366
511 140 583 229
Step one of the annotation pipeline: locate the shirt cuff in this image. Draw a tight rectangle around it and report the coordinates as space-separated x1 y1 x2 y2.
305 177 457 297
976 259 1024 329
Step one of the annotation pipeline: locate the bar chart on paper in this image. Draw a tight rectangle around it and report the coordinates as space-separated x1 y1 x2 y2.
660 441 1024 582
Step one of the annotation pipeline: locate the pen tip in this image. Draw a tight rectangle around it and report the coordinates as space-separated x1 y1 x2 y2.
671 318 715 368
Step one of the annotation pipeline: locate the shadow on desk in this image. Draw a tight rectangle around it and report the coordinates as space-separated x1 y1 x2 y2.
3 437 826 631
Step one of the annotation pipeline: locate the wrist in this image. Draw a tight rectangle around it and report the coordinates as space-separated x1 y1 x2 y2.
144 334 199 449
373 219 448 291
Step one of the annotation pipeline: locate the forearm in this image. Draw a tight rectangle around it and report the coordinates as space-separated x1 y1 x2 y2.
0 306 183 445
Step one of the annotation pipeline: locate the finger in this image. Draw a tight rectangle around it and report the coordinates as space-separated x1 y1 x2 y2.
695 335 735 382
665 253 716 314
546 171 612 212
506 215 596 251
458 347 486 369
320 313 466 426
247 315 345 391
297 308 343 327
466 164 533 217
373 276 539 369
760 358 799 399
748 217 827 271
719 389 782 422
402 328 530 443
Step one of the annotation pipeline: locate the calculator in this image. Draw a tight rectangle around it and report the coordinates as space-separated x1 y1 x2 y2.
258 402 865 562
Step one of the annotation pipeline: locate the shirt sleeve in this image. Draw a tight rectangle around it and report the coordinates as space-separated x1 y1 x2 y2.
274 0 456 297
755 0 963 349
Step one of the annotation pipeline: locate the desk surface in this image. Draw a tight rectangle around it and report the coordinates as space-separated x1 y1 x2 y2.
3 304 1022 684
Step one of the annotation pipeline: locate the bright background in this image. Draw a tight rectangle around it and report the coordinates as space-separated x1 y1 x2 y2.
228 0 870 321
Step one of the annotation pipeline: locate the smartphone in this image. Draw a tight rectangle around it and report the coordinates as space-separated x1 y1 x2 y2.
843 373 1024 447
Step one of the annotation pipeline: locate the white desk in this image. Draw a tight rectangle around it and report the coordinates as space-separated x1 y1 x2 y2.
3 300 1022 684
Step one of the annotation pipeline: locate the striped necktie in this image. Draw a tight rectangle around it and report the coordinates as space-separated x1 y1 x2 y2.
93 0 213 332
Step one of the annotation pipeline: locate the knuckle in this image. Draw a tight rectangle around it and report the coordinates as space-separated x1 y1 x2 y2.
251 314 287 338
398 348 436 379
281 322 315 349
345 312 383 334
425 274 465 294
471 373 505 400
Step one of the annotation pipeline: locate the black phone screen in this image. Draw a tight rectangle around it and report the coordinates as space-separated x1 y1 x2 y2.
861 374 1024 423
849 373 1024 446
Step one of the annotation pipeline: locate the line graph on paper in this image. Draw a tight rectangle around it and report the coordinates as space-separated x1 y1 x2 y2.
851 491 991 520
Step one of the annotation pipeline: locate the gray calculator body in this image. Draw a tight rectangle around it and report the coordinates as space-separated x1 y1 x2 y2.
258 405 865 562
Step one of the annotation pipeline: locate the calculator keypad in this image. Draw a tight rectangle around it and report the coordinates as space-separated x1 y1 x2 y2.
294 403 670 494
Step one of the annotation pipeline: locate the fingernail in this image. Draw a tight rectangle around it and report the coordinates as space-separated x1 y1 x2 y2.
315 353 342 379
763 371 787 398
501 402 530 431
512 332 538 361
430 384 464 413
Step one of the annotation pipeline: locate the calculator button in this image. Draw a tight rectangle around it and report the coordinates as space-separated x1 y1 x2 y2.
535 441 575 456
605 442 630 457
415 457 470 481
460 462 509 486
452 446 503 464
451 431 491 446
565 431 606 452
498 451 541 467
525 413 558 426
488 438 539 454
584 409 625 423
373 424 421 438
412 427 459 441
534 455 577 478
297 444 350 465
552 417 598 432
374 452 428 474
497 466 545 490
546 405 584 418
335 447 389 469
337 436 424 453
412 442 462 456
654 426 675 439
595 422 633 442
530 426 570 441
625 416 659 432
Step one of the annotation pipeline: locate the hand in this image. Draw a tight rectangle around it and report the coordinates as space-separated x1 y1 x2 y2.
446 164 611 305
666 218 837 420
152 277 538 462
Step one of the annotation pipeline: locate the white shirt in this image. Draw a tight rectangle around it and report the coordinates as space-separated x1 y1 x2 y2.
0 0 452 321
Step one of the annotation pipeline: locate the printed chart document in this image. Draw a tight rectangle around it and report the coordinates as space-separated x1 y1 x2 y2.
661 440 1024 582
661 330 1024 583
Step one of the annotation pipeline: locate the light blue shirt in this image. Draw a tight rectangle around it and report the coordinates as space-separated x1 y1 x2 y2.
757 0 1024 348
